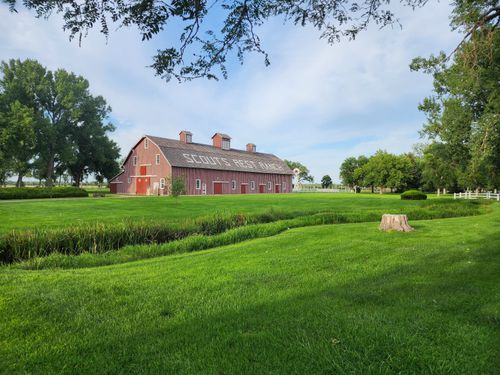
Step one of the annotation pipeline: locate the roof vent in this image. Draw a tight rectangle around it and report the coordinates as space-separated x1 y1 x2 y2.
180 130 192 144
212 133 231 150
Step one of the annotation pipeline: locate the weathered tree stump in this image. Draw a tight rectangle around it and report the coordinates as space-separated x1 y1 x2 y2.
379 214 414 232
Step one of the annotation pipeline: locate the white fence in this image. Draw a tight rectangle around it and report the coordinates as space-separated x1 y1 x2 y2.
293 185 351 193
454 192 500 201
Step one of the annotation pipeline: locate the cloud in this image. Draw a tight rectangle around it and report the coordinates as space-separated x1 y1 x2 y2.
0 2 461 182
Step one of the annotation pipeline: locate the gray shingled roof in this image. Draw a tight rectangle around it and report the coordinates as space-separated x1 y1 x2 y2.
147 135 293 175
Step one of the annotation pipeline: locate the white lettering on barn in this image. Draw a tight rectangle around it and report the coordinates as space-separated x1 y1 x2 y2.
182 153 283 172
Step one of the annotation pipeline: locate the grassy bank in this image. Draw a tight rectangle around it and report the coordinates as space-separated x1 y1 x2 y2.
1 206 498 374
1 200 487 265
0 192 453 233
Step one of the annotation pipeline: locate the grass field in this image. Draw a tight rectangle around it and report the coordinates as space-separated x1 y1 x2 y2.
0 195 499 374
1 192 450 232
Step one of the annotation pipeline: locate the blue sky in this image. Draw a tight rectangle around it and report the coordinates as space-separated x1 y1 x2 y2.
0 2 461 182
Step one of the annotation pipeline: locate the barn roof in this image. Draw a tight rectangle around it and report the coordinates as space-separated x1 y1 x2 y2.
147 135 293 175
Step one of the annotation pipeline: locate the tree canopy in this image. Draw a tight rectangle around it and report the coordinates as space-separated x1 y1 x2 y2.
339 155 368 190
321 175 332 188
4 1 498 81
340 151 420 193
0 59 121 186
285 160 314 183
411 2 499 191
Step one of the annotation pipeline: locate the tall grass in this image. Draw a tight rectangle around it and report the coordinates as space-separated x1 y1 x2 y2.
8 200 490 270
0 209 323 263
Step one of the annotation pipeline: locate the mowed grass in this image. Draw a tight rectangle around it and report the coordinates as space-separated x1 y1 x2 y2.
1 204 498 374
1 192 449 233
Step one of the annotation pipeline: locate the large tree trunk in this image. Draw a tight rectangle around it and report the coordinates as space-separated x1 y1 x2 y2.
73 173 81 187
16 173 24 188
45 154 55 187
379 214 414 232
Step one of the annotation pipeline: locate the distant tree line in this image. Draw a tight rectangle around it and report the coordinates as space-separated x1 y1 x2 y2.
339 151 420 193
0 59 121 187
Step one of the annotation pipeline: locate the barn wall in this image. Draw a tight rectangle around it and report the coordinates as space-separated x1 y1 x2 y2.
172 167 293 195
110 137 172 195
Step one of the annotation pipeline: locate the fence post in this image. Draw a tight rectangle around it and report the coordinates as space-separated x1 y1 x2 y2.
454 192 456 199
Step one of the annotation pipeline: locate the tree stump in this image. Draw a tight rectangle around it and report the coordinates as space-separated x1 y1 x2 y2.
379 214 414 232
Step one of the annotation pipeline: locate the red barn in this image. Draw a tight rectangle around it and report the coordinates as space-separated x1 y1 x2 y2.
109 131 293 195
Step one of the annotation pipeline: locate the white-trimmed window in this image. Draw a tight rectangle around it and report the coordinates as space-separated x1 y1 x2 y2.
282 182 287 191
186 134 192 143
231 180 236 190
267 181 272 191
195 179 201 190
132 156 137 166
155 154 160 165
144 139 149 149
250 181 255 190
160 178 165 189
222 139 230 150
128 177 131 184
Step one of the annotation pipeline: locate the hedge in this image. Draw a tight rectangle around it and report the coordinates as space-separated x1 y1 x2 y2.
0 187 88 200
401 190 427 200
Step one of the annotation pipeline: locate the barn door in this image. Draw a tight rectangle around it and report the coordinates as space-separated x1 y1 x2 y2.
241 184 247 194
214 182 223 195
140 166 147 175
275 184 280 193
259 184 265 193
136 177 149 195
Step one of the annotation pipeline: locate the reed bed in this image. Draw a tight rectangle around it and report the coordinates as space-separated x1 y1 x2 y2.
7 200 488 269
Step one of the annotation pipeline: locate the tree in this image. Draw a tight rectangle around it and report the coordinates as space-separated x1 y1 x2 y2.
0 59 120 186
321 175 332 188
168 176 186 199
359 150 416 193
0 101 36 186
411 2 499 191
420 142 458 193
340 155 368 191
285 160 313 183
62 96 121 186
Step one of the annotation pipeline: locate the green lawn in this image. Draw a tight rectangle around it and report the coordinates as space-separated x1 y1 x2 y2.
1 203 498 374
0 192 448 232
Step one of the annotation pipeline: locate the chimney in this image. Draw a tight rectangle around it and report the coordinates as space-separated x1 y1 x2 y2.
179 130 192 143
212 133 231 150
246 143 256 153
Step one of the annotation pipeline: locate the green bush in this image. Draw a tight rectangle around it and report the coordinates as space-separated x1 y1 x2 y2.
0 187 88 200
401 190 427 200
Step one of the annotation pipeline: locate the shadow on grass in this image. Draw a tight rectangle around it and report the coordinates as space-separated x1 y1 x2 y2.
3 229 499 375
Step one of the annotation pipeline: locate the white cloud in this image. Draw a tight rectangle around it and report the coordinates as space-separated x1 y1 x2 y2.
0 2 461 182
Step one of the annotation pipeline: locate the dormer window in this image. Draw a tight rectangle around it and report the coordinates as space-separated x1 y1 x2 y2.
222 139 230 150
186 134 192 143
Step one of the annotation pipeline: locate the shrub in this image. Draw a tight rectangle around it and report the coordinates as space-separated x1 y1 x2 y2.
0 187 88 200
401 190 427 200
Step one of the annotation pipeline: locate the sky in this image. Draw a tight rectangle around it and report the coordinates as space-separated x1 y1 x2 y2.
0 2 462 182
